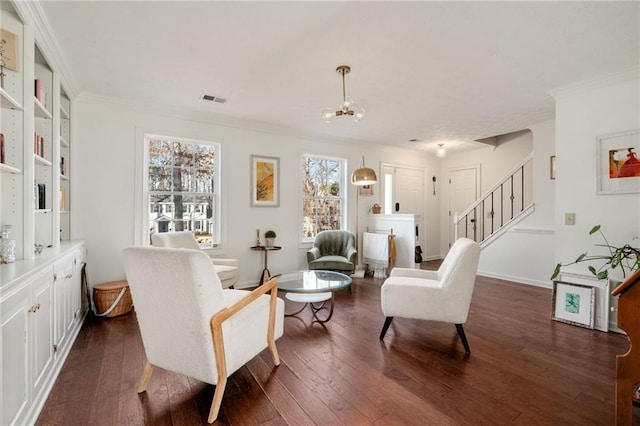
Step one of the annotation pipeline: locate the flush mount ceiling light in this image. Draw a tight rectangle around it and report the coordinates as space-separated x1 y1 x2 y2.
436 143 447 158
322 65 365 123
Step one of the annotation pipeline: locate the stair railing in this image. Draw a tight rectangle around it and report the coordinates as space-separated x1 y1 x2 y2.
453 153 534 245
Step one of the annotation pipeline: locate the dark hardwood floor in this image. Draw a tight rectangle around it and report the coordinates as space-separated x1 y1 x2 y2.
37 265 635 425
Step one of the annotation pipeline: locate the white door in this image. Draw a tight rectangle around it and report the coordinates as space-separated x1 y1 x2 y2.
449 167 478 246
381 165 424 215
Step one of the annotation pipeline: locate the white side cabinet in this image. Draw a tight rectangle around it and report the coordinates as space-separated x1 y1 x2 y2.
1 268 53 425
1 241 85 425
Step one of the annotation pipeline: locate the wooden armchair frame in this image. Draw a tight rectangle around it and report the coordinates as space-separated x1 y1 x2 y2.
136 277 281 423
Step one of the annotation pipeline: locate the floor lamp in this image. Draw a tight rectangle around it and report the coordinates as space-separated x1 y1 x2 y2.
351 156 377 278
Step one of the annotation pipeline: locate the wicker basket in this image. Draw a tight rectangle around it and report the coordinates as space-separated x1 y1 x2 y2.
372 203 381 214
93 280 133 317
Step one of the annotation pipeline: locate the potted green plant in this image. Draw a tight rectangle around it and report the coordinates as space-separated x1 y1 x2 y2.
551 225 640 282
265 230 276 248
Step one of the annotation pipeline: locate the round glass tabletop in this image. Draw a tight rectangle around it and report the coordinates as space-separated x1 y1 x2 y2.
275 270 352 294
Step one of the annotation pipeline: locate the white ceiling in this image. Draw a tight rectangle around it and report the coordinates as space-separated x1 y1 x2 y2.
38 1 639 154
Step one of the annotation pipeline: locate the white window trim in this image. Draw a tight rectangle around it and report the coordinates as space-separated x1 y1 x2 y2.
134 128 225 252
299 153 348 246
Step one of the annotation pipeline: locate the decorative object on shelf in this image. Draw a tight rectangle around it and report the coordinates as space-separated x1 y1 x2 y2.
34 244 43 255
552 280 596 329
264 230 276 248
0 28 18 88
351 155 378 278
372 203 381 214
597 129 640 194
251 155 280 207
551 225 639 281
0 224 16 263
255 228 261 247
436 143 447 158
321 65 365 123
550 155 556 180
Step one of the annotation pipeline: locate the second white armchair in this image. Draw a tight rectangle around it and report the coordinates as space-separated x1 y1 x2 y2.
151 231 239 288
379 237 481 354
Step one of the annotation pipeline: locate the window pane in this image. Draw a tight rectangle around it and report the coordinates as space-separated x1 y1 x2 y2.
173 143 195 167
195 168 214 193
149 166 171 191
301 155 345 240
172 167 193 192
147 136 219 248
149 140 172 166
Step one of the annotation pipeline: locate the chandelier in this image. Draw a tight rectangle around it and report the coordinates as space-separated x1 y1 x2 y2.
322 65 365 123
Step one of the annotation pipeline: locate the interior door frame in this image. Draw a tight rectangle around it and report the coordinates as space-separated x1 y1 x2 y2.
447 164 481 248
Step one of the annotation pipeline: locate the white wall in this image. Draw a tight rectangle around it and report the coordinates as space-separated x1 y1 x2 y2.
438 130 534 255
73 96 439 288
477 120 556 287
553 74 640 282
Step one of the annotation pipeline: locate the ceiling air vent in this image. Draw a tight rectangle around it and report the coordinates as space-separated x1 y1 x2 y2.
201 94 227 104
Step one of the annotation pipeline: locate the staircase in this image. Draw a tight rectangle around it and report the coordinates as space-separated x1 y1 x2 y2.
453 153 534 246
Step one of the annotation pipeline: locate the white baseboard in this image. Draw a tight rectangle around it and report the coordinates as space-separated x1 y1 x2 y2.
477 270 552 289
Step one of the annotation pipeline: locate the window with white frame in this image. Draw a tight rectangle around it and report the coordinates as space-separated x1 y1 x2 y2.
145 135 221 248
302 154 346 241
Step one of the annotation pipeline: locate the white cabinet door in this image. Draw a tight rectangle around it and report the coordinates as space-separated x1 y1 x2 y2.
53 253 74 352
31 270 53 397
1 284 30 425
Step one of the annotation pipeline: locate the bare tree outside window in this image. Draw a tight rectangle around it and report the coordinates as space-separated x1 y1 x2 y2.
302 155 345 239
147 137 218 248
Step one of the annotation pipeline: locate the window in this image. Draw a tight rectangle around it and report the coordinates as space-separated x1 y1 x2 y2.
145 135 221 248
302 154 346 241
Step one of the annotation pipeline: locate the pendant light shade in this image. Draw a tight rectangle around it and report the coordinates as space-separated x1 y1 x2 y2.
351 156 377 186
436 143 447 158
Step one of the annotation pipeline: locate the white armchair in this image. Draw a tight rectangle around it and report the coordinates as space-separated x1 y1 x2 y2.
379 237 481 354
121 246 284 423
151 231 239 288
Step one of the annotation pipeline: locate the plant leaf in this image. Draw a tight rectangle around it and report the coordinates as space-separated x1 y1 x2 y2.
551 263 561 280
589 225 601 235
588 265 597 275
596 270 608 280
575 253 587 262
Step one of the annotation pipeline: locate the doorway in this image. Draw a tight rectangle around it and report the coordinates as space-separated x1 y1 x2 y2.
381 164 425 215
448 165 479 247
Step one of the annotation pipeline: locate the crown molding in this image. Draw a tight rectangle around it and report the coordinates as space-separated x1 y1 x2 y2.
11 0 81 97
549 66 639 100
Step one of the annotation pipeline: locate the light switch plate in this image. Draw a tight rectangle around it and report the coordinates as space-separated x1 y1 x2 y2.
565 213 575 225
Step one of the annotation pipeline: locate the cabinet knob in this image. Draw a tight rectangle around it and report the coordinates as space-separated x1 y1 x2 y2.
53 273 57 282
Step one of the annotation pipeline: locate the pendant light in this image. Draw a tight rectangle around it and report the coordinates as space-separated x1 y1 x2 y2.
322 65 366 123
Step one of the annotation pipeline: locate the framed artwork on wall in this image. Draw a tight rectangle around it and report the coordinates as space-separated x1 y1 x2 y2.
552 280 596 329
359 184 373 196
251 155 279 207
596 129 640 194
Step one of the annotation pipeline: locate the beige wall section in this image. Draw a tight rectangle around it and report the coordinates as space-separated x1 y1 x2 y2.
73 96 439 288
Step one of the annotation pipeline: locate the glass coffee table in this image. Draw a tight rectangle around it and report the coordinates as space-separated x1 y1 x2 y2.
275 270 352 323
